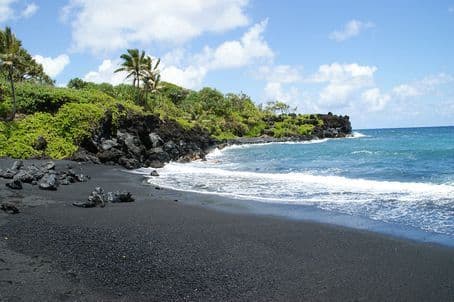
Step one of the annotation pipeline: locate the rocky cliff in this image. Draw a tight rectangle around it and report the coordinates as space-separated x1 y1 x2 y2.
313 113 352 138
72 111 216 169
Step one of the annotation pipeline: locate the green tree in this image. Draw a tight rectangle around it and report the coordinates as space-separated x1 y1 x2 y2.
67 77 89 90
0 27 53 120
14 48 53 84
265 100 291 115
142 57 161 101
114 49 149 105
0 27 21 120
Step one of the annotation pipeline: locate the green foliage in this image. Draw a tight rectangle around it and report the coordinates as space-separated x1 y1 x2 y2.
2 81 141 115
139 83 320 141
213 131 237 140
0 80 143 159
159 82 189 105
265 101 295 115
245 121 266 137
67 77 89 90
267 115 318 138
54 103 105 142
111 84 137 102
0 113 76 159
0 79 11 118
114 49 162 106
14 82 89 113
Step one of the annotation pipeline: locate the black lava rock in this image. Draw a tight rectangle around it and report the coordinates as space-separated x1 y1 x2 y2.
73 187 135 208
39 173 59 191
107 191 135 203
0 202 19 214
6 178 22 190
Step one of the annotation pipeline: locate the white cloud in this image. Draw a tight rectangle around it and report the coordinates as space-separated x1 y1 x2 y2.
83 59 128 85
257 64 302 84
202 20 273 69
311 63 377 83
449 6 454 13
392 84 421 98
329 19 374 42
392 73 454 98
0 1 39 22
160 65 207 89
161 20 273 88
62 0 250 53
0 0 16 22
361 88 390 112
21 2 38 18
264 82 300 105
33 54 70 78
83 20 273 88
310 63 377 106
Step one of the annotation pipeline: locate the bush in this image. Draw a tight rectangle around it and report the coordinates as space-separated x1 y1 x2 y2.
0 101 11 119
159 82 189 105
0 113 74 158
54 103 105 142
14 83 88 113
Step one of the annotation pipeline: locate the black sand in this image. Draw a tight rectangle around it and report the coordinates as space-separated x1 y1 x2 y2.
0 159 453 301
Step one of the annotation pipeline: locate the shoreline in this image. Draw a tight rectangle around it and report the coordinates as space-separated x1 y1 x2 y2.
138 179 454 248
219 131 359 149
1 159 454 301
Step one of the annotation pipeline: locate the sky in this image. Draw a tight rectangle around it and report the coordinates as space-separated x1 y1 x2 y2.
1 0 454 129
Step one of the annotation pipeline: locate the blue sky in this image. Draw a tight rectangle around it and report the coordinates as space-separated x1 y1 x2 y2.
1 0 454 129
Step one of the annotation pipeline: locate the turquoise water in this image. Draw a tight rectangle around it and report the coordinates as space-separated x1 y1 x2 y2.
143 127 454 243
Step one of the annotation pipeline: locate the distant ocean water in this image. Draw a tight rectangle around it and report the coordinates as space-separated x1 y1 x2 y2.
141 127 454 243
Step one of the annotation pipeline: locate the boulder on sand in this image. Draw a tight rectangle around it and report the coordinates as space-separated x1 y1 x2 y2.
73 187 107 208
0 202 19 214
0 169 17 179
73 187 135 208
41 161 56 171
39 173 59 191
107 191 135 203
11 160 24 171
6 178 22 190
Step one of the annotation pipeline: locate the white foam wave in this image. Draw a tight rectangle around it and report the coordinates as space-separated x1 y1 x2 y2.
351 150 375 155
207 138 331 159
349 131 368 138
144 163 454 203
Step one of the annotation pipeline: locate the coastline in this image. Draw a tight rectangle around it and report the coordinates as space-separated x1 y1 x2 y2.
1 159 453 301
139 182 454 248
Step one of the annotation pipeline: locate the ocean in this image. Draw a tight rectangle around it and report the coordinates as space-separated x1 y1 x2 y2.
141 127 454 245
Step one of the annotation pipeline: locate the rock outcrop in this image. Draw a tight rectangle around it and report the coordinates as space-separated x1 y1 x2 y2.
227 113 352 146
0 202 20 214
72 111 216 169
72 187 135 208
1 160 89 191
312 113 352 138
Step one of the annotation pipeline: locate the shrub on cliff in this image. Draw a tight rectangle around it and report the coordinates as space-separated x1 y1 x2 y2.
0 100 143 159
0 112 75 158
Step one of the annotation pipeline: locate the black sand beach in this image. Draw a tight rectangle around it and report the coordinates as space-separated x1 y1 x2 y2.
1 159 453 301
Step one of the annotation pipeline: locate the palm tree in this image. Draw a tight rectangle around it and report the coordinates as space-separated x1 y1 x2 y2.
142 57 161 101
0 27 21 120
114 49 149 104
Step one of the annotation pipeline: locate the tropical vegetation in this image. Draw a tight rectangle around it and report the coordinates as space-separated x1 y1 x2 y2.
0 27 324 159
